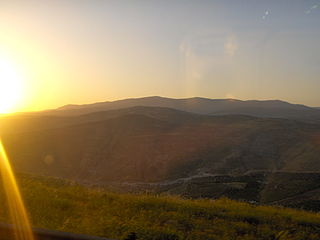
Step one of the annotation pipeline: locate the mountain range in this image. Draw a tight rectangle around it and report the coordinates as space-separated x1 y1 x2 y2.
25 96 320 122
1 97 320 210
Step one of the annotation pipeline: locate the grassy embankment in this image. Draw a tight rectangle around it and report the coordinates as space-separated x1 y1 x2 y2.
0 174 319 240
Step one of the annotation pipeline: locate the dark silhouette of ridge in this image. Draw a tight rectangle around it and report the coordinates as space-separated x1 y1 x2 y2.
33 96 320 122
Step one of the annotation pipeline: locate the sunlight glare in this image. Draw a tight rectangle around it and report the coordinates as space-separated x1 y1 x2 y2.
0 139 34 240
0 56 23 113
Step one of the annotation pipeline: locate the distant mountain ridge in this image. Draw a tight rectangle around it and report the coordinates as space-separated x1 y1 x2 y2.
39 96 320 122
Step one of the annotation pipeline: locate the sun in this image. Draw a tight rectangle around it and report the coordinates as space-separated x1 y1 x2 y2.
0 56 23 113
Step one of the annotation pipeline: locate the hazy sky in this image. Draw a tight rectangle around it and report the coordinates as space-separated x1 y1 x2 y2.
0 0 320 112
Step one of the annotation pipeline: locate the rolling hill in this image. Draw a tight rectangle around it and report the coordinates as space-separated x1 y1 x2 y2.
1 105 320 210
2 106 320 181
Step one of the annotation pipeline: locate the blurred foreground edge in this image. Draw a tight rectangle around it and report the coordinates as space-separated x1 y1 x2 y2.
0 222 115 240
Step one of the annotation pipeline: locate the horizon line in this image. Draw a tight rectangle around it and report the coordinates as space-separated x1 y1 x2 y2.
3 95 320 116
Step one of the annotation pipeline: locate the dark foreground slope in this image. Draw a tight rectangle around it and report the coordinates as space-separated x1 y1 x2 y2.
138 171 320 212
1 174 320 240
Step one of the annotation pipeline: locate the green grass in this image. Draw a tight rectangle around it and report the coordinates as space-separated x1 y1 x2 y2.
0 174 320 240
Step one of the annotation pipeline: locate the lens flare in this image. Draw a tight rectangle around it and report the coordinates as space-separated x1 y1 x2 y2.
0 140 34 240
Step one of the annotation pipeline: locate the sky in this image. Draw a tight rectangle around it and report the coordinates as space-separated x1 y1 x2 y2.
0 0 319 112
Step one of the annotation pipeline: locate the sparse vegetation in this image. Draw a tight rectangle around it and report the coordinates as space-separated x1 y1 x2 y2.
1 174 319 240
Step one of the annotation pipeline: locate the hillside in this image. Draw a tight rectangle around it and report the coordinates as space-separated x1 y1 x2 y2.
2 107 320 181
1 106 320 210
1 174 320 240
23 96 320 122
